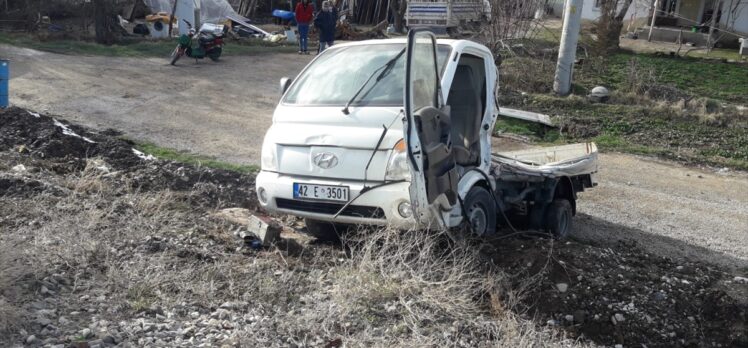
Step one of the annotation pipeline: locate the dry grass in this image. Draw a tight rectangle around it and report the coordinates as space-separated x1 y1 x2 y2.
0 155 587 347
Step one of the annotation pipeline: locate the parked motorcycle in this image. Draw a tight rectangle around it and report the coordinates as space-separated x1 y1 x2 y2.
170 20 227 65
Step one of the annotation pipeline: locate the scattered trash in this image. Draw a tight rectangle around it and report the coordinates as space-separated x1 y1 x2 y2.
588 86 610 103
247 214 281 246
53 119 96 143
132 148 156 161
11 164 26 172
264 33 288 43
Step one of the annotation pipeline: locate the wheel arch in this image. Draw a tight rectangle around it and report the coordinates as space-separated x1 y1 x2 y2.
457 170 494 200
553 176 577 215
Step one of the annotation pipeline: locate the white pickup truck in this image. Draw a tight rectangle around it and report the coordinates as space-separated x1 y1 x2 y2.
256 31 598 239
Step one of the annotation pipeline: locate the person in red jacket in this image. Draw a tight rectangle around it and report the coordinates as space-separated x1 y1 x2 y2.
295 0 314 54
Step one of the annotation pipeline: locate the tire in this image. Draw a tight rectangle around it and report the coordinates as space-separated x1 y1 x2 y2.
463 186 497 236
545 199 573 240
304 218 345 242
208 47 222 62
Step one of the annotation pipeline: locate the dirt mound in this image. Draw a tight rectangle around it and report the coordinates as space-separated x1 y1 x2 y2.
489 238 748 347
0 107 256 209
0 107 141 168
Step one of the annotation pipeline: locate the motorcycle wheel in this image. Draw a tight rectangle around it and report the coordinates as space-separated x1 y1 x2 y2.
208 47 222 62
170 47 183 66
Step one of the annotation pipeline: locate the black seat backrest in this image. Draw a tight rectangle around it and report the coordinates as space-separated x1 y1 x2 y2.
447 65 482 166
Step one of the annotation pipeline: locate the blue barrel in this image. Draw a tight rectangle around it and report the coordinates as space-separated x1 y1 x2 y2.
0 59 8 108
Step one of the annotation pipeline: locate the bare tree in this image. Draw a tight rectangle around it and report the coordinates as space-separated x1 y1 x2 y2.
389 0 408 33
93 0 118 45
595 0 634 54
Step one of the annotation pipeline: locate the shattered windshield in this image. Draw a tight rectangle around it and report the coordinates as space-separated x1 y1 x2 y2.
283 43 451 106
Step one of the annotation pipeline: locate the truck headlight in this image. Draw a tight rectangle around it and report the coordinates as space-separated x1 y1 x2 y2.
385 139 410 181
261 143 277 171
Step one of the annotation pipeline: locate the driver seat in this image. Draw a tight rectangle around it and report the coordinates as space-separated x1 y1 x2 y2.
447 65 482 166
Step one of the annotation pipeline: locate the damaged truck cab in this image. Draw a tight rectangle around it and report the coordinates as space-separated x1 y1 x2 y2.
256 31 597 238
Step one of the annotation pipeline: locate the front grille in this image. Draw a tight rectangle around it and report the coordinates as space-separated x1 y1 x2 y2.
276 198 385 219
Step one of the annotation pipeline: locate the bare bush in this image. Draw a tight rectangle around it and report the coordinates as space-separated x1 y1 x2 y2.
500 55 556 93
621 57 659 95
480 0 547 53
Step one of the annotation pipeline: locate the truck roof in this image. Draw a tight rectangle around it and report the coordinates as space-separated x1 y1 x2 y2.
332 38 493 55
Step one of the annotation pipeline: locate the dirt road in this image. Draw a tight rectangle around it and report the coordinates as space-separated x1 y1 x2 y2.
7 45 748 271
4 44 311 165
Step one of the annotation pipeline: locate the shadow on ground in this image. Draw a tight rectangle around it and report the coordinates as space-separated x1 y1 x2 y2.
483 214 748 347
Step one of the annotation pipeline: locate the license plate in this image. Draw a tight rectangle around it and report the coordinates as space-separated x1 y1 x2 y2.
293 183 349 202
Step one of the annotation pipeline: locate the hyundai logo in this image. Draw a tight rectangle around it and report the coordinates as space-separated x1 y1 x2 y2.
312 152 339 169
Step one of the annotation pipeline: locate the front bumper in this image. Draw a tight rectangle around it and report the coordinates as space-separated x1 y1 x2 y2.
255 171 417 229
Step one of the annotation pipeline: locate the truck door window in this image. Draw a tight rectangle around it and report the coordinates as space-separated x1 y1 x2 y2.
446 54 486 167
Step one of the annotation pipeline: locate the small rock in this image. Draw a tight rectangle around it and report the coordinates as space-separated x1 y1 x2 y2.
35 316 52 326
102 335 116 344
190 311 200 319
80 327 93 339
26 335 38 344
733 276 748 284
611 313 625 325
555 283 569 293
58 316 70 325
182 326 195 338
12 164 27 172
653 291 667 301
564 314 574 322
614 345 623 348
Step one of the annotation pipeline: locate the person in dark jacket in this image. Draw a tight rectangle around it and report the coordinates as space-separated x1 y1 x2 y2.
314 1 337 53
295 0 314 54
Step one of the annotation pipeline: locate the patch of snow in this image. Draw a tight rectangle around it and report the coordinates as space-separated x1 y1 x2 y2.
53 119 96 143
132 148 156 161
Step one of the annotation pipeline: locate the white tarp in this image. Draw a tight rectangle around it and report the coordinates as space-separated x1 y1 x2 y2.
143 0 236 24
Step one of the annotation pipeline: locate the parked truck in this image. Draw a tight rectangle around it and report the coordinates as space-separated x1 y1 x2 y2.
405 0 488 32
256 30 598 240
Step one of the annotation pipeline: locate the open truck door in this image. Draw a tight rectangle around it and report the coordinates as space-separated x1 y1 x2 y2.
404 30 460 229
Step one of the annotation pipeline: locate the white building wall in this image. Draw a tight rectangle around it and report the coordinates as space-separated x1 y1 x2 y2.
550 0 653 21
719 0 748 36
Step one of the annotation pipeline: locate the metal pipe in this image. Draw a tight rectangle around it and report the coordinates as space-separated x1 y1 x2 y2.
648 0 659 42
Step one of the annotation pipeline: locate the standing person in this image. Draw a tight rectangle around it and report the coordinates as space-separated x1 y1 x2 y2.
314 1 337 53
295 0 314 54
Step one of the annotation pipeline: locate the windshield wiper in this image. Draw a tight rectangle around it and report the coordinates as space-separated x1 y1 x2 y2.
341 47 406 115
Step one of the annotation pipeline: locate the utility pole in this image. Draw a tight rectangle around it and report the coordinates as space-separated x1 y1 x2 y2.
553 0 583 96
648 0 659 41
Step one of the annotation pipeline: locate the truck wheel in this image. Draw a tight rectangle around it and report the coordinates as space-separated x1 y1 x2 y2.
464 186 496 236
545 199 572 240
304 218 344 242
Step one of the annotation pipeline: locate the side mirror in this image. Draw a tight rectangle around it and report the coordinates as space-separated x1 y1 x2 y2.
279 77 292 96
